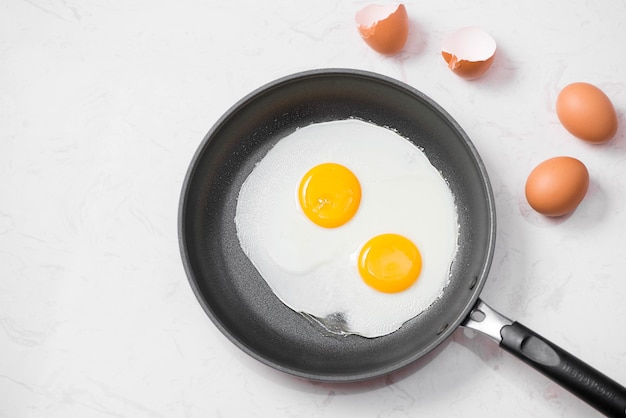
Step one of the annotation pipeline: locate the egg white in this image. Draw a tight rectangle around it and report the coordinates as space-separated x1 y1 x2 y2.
234 119 458 338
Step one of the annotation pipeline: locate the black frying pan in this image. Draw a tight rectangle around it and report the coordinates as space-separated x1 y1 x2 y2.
179 69 626 416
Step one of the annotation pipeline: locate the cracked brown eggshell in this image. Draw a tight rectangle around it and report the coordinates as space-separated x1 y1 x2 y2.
441 26 496 80
356 4 409 55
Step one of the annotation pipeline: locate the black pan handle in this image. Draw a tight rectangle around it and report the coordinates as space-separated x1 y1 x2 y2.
463 299 626 417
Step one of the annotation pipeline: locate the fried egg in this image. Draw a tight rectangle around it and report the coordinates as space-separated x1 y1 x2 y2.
234 119 458 338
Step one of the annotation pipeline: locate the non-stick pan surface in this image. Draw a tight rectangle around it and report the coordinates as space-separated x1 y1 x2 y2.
179 68 495 381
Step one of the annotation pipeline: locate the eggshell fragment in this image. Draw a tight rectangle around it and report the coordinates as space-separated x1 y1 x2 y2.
441 26 496 80
525 157 589 217
556 82 618 144
355 4 409 55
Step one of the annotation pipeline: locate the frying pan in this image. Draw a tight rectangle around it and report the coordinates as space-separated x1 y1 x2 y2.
179 69 626 416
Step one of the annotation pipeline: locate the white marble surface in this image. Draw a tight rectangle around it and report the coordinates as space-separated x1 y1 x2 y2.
2 0 625 417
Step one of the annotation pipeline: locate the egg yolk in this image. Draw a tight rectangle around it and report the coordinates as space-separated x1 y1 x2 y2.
358 233 422 293
298 163 361 228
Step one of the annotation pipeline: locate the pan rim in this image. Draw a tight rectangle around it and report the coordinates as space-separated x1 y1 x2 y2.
178 68 497 381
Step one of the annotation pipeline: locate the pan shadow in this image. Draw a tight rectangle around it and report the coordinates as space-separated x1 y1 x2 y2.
451 327 599 415
452 327 504 367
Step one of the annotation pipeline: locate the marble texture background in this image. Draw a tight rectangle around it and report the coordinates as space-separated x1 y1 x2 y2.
1 0 625 417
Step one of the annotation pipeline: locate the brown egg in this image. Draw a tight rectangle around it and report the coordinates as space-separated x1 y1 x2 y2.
355 4 409 55
441 26 496 80
556 82 618 143
525 157 589 217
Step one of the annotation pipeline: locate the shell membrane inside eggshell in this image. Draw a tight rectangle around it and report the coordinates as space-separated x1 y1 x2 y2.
441 26 497 80
355 4 409 55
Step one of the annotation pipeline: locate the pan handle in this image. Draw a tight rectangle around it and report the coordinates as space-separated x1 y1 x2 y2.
463 299 626 417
